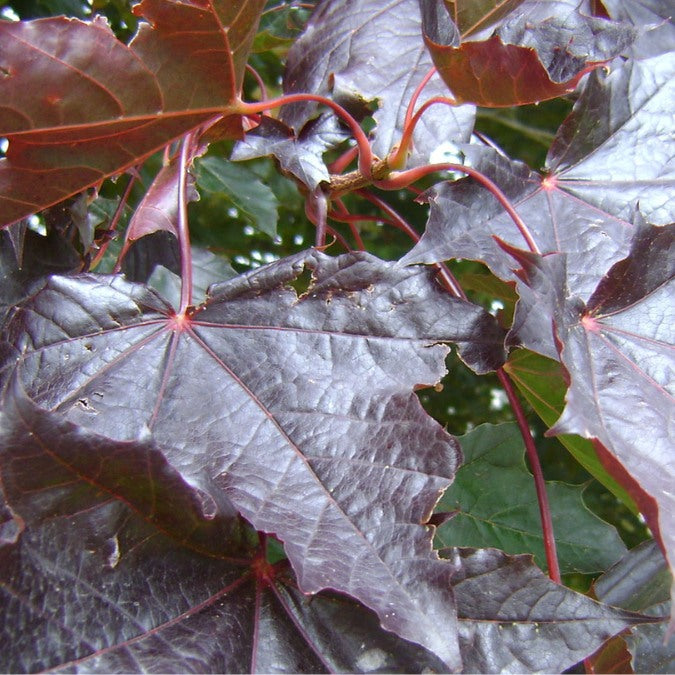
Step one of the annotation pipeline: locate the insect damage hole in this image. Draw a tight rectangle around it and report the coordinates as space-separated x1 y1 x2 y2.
288 265 315 299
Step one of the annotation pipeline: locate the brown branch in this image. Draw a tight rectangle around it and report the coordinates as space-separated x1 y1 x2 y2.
328 157 391 196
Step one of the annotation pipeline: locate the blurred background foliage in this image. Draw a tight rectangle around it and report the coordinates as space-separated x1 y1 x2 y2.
1 0 649 582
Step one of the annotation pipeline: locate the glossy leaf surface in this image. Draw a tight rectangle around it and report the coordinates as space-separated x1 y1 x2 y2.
0 0 669 669
0 251 506 668
0 404 445 673
403 47 674 351
0 0 266 226
490 220 674 624
0 395 653 673
421 0 635 106
444 546 654 673
547 53 675 226
281 0 476 164
595 540 674 672
547 221 675 622
600 0 675 58
402 146 641 358
0 222 81 324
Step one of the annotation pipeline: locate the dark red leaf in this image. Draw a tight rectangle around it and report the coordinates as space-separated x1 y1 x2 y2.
124 159 198 247
0 454 444 673
595 540 670 612
403 45 672 355
443 547 656 673
0 251 506 667
0 390 240 554
594 540 674 672
601 0 675 58
0 0 266 227
549 221 675 623
587 635 634 674
0 223 82 324
422 0 635 106
404 46 673 294
281 0 475 165
232 114 348 189
0 395 655 672
495 220 675 629
547 52 674 226
402 146 640 358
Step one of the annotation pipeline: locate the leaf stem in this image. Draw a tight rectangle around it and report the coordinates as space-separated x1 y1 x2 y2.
304 188 329 248
245 63 268 102
390 94 457 168
99 172 137 272
239 94 374 178
497 368 561 583
330 199 366 250
376 163 541 254
404 66 437 130
177 133 194 315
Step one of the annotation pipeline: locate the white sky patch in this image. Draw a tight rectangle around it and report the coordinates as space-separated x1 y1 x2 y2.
27 215 46 236
429 141 470 180
1 6 19 20
490 299 505 315
489 388 509 411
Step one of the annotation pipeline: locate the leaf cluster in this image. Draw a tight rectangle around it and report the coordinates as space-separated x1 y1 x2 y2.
0 0 673 672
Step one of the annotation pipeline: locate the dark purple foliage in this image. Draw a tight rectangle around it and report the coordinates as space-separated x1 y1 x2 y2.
0 0 672 671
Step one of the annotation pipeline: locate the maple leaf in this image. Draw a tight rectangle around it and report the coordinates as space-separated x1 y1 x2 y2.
0 0 266 227
594 540 674 672
0 222 81 324
434 423 627 574
601 0 675 58
497 220 675 629
0 250 507 669
402 147 638 358
231 114 348 190
421 0 637 107
0 394 654 672
403 46 673 357
122 157 199 251
0 402 446 672
547 52 674 226
445 546 658 673
280 0 476 165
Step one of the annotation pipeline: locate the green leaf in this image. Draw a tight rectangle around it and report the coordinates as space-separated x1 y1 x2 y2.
252 1 312 52
504 348 639 514
445 0 526 38
194 156 279 238
435 423 627 574
454 268 517 326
